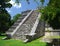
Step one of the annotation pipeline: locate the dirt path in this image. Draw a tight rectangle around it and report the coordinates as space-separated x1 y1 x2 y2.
41 32 53 43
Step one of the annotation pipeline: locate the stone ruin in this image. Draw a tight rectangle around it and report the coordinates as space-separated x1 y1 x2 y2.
6 10 45 42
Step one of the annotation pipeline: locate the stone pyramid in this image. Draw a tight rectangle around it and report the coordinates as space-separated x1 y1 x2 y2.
6 10 45 42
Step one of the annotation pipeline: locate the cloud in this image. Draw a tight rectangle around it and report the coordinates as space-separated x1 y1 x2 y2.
13 3 21 8
8 10 11 13
9 0 21 8
9 0 15 5
6 8 11 13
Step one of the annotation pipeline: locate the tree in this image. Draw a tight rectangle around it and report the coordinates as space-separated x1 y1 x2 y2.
0 0 12 33
12 14 21 23
40 0 60 29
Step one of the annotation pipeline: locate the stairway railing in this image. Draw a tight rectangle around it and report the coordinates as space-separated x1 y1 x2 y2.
29 13 41 36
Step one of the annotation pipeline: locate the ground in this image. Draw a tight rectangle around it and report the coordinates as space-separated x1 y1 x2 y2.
0 36 47 46
0 30 60 46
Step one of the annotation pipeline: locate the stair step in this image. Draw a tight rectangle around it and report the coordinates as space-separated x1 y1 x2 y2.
25 33 36 36
11 25 18 27
12 25 17 27
10 27 16 29
13 23 19 26
23 39 29 42
8 29 14 32
2 37 7 40
15 22 21 23
6 10 40 42
14 23 19 25
16 21 21 23
19 17 24 19
17 20 21 21
11 26 16 28
13 11 39 40
22 15 26 16
22 13 28 15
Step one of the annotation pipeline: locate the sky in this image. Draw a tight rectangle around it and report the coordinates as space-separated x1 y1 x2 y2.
6 0 49 18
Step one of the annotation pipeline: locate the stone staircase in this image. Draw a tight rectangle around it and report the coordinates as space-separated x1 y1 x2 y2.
6 10 31 37
12 10 39 40
6 10 45 42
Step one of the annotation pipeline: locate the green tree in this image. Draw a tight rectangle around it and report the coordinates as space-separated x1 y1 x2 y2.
40 0 60 29
0 0 12 34
12 14 21 23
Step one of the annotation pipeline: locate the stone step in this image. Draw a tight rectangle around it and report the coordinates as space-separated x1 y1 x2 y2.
22 14 27 16
22 15 26 17
13 11 39 40
22 12 30 16
19 17 24 19
13 23 19 26
15 22 20 24
7 14 26 33
11 26 16 28
23 39 29 42
41 38 52 43
6 10 41 42
16 20 21 23
17 19 21 21
6 10 29 39
8 29 14 32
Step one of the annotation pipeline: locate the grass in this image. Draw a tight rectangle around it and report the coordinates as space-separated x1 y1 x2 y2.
45 30 60 39
0 36 47 46
48 36 60 39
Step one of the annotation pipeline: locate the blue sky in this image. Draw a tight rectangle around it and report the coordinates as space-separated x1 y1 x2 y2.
6 0 49 18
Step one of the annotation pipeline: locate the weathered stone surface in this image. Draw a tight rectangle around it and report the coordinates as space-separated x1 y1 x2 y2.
6 10 30 36
13 11 39 40
6 10 45 42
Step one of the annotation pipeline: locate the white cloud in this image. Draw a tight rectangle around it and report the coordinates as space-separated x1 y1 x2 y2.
13 3 21 8
9 0 15 5
6 8 11 13
9 0 21 8
8 10 11 13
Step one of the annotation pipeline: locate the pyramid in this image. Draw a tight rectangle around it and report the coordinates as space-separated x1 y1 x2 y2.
6 10 45 42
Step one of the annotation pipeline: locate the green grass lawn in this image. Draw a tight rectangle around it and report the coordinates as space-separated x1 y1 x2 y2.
0 36 47 46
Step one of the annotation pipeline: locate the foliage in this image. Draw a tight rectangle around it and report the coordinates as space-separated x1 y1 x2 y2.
0 9 11 33
12 14 21 23
0 0 12 33
0 36 46 46
40 0 60 29
0 0 12 8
